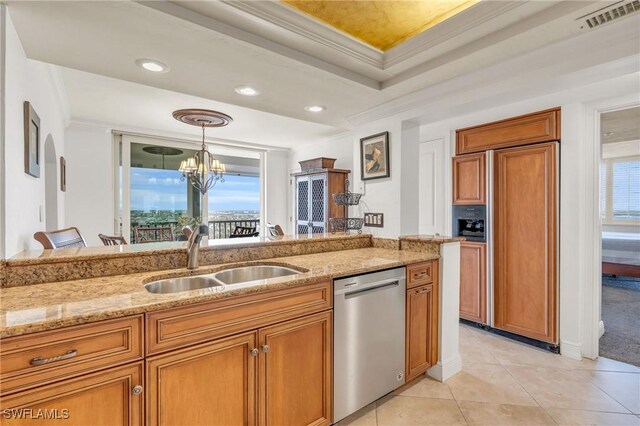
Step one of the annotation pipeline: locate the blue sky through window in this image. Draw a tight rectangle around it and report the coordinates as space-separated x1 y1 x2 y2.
131 168 259 212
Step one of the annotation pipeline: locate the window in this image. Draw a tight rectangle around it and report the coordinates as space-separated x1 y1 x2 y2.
601 157 640 224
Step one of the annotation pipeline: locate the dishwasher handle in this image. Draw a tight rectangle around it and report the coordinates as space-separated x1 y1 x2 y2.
337 279 401 298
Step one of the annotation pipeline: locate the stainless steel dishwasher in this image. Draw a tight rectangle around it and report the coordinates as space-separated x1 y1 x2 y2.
334 267 406 422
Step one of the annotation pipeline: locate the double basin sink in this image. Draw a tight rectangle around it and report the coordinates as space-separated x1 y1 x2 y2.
144 265 303 294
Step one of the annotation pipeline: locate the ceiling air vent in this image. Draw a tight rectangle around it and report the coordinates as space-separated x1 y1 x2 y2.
578 0 640 29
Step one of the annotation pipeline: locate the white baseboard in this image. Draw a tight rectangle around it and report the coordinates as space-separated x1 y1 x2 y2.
560 339 582 360
598 320 605 338
427 354 462 382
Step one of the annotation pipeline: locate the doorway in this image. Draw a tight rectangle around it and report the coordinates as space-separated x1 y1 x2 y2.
598 106 640 366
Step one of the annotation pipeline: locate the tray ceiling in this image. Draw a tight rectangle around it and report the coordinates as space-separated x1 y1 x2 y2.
281 0 479 51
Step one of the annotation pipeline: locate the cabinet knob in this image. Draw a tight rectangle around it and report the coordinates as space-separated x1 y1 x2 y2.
132 385 144 396
261 345 270 353
250 348 259 357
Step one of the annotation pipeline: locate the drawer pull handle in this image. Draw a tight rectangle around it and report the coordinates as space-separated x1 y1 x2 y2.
416 288 430 294
30 349 78 366
414 271 428 278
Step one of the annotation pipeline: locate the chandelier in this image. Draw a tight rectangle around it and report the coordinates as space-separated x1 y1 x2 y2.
173 109 232 195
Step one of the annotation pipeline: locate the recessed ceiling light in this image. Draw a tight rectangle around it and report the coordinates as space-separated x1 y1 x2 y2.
305 105 326 112
135 58 170 73
235 86 260 96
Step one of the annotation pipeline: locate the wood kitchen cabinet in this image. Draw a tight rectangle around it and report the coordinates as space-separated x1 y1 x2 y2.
452 153 486 205
456 107 561 155
146 332 257 426
459 242 487 324
146 311 332 426
259 311 332 426
0 363 144 426
405 261 439 382
494 142 558 343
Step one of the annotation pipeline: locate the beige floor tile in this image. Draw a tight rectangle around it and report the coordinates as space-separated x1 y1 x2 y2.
460 334 501 366
335 403 377 426
546 408 640 425
508 366 630 413
590 371 640 414
459 401 556 425
394 375 454 400
479 334 585 371
576 356 640 374
376 395 466 426
447 363 538 406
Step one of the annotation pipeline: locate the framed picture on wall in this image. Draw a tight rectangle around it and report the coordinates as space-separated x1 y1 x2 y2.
24 101 41 178
360 131 390 181
60 156 67 192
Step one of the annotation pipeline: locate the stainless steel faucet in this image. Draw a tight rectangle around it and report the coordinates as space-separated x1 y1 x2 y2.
186 224 209 270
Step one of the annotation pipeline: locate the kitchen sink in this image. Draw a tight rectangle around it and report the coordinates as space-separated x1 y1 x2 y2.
211 265 302 285
144 276 224 294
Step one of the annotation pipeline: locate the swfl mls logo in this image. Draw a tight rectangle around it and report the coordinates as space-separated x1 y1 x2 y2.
2 408 70 420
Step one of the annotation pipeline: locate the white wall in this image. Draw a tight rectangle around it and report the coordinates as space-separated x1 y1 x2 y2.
3 11 67 257
64 122 114 246
265 150 290 233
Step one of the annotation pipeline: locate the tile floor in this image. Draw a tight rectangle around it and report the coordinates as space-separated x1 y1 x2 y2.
336 324 640 425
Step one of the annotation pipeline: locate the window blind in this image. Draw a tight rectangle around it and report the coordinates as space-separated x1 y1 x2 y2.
612 160 640 220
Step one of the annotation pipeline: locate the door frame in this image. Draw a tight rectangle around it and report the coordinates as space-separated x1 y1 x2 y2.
582 94 640 359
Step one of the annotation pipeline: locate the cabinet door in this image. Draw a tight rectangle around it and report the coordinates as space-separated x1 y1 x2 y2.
146 332 257 426
405 284 434 382
309 175 327 234
258 311 332 426
296 177 311 235
459 242 487 324
494 142 557 343
452 153 486 204
0 363 143 426
456 108 560 154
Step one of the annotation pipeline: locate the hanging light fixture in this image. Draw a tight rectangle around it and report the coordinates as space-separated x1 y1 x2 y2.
173 109 232 195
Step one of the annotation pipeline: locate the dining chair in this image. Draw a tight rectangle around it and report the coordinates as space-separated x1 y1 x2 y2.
133 226 174 244
98 234 128 246
229 226 259 238
34 227 87 250
266 223 285 237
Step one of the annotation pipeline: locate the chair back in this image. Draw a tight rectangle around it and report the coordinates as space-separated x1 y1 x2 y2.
34 227 87 250
134 226 174 244
266 223 285 237
98 234 128 246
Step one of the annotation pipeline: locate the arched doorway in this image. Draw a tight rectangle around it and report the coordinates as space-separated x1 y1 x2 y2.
44 135 58 230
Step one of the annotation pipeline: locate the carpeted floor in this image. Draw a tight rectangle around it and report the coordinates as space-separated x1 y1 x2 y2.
599 275 640 366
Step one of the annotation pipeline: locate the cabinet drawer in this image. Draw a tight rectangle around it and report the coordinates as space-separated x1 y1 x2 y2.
0 315 143 395
146 280 332 355
407 262 434 288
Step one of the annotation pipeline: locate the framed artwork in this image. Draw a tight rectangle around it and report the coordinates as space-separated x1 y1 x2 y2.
360 131 390 181
24 101 41 178
60 156 67 192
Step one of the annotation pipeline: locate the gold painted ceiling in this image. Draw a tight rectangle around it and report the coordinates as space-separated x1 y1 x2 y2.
282 0 479 51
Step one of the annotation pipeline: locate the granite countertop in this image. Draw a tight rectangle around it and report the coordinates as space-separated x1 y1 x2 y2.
8 232 365 265
400 235 464 243
0 247 438 338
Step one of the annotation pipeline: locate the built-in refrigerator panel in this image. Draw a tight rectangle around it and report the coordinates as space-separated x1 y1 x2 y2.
486 150 494 328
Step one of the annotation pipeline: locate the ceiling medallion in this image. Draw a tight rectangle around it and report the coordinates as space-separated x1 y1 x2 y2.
173 109 232 195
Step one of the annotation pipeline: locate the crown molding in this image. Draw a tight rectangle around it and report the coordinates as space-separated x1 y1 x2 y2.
223 1 382 68
139 1 381 89
383 1 528 69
